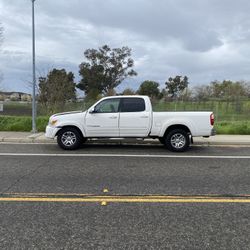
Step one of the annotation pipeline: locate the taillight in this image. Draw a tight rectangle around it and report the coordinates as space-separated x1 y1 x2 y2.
210 113 214 126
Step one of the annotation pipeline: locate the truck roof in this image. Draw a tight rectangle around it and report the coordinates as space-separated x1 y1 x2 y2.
101 95 148 99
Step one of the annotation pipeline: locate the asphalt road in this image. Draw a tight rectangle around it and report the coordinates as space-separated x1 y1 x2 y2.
0 143 250 249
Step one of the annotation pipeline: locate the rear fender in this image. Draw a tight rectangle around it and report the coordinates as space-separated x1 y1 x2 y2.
159 119 195 137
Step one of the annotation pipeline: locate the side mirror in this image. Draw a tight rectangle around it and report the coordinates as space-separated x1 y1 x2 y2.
89 107 96 114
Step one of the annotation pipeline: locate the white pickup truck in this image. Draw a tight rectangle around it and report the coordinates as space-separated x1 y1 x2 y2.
45 95 215 152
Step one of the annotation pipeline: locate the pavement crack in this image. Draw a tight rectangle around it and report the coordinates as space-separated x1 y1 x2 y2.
1 159 50 194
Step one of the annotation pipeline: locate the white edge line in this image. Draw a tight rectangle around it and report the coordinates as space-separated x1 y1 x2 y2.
0 153 250 159
0 142 250 147
0 142 55 145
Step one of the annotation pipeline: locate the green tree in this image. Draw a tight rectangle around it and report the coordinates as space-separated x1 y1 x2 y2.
165 75 189 99
137 80 160 99
38 68 76 113
77 45 137 100
210 80 247 99
159 88 167 99
121 88 136 95
209 80 249 113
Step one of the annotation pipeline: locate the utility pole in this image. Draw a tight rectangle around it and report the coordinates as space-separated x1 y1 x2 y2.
31 0 36 133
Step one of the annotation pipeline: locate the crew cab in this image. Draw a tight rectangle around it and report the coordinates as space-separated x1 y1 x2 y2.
45 95 215 152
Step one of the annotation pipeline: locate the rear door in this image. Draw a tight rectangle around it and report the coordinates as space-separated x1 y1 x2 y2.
119 97 151 137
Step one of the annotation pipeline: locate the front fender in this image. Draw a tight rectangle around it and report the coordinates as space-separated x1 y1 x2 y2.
56 121 86 137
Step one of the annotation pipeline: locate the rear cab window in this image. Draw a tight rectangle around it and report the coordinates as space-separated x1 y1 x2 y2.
120 98 145 112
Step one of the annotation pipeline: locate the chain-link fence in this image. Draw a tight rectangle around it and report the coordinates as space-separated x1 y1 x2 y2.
151 99 250 122
0 101 92 117
1 98 250 122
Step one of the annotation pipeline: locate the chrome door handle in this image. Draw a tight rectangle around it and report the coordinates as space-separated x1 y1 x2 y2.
140 116 149 118
109 116 117 119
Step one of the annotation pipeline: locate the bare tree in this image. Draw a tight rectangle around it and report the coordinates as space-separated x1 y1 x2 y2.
193 85 212 101
25 64 55 94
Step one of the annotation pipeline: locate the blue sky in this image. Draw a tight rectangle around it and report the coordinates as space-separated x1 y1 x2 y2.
1 0 250 95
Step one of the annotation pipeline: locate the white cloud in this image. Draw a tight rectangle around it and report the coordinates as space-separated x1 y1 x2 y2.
1 0 250 92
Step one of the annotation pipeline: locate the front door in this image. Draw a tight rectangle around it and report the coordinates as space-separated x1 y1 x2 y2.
85 98 120 137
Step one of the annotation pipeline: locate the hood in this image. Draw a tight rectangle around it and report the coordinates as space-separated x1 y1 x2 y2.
53 110 83 117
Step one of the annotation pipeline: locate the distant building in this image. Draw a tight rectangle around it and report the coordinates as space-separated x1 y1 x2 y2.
0 93 5 101
21 94 32 102
0 92 32 102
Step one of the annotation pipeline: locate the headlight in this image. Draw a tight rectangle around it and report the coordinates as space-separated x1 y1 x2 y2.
49 119 58 126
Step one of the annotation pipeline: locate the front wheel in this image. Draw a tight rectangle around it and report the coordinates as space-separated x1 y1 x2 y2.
165 129 190 152
57 127 83 150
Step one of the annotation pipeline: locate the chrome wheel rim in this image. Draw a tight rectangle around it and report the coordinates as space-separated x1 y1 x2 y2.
61 131 76 146
170 133 186 149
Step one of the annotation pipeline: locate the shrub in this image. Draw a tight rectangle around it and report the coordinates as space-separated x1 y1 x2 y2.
0 116 49 132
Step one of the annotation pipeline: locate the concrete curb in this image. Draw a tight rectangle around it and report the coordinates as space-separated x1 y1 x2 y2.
0 133 249 146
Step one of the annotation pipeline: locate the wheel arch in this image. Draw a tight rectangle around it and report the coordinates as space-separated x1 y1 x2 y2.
56 125 85 139
163 124 191 138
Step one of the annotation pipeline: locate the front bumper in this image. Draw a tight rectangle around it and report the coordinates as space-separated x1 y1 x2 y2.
45 125 60 139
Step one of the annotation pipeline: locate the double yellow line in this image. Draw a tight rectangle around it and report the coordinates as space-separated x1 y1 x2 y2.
0 193 250 203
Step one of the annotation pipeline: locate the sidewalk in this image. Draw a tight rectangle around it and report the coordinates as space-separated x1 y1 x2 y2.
0 132 249 146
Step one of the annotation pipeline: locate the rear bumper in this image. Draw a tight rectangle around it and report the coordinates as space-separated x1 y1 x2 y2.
211 128 216 136
202 128 216 138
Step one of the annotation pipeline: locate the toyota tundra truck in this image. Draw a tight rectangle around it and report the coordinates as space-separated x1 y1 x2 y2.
45 95 215 152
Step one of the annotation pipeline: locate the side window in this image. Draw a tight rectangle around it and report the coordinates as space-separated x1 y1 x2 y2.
94 99 120 113
121 98 145 112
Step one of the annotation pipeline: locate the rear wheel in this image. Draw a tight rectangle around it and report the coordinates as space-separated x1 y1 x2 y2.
57 127 83 150
165 129 190 152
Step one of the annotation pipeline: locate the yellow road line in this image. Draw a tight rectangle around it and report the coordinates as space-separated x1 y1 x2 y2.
0 196 250 203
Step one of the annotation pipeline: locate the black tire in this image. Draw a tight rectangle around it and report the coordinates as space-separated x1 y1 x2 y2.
57 127 83 150
165 129 190 152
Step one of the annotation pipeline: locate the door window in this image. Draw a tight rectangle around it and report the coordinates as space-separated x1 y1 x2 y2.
94 98 120 113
